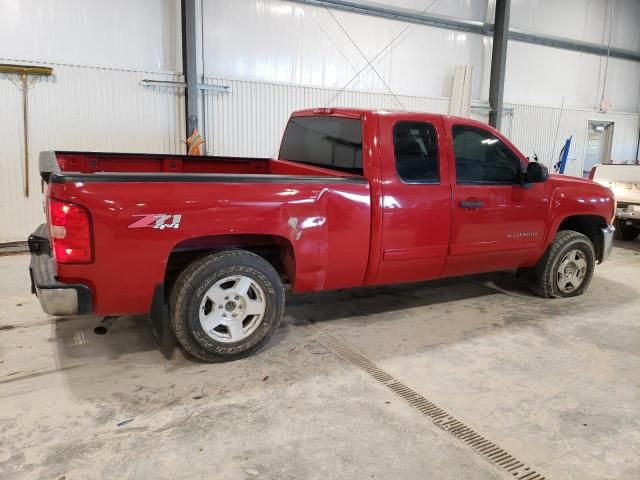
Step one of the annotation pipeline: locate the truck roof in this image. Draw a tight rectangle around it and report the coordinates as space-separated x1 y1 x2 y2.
291 107 489 129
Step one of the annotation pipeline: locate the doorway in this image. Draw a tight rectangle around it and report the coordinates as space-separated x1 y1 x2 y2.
583 121 614 177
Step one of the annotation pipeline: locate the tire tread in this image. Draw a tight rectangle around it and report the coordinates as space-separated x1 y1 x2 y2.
169 250 285 362
532 230 595 299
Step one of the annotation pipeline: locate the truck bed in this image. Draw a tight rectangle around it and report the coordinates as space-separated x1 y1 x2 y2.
39 151 359 182
40 150 372 315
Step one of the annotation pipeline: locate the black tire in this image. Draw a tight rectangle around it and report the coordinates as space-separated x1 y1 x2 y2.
530 230 596 299
169 250 285 362
615 224 640 241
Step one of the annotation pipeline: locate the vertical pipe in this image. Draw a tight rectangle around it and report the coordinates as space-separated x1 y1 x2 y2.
635 123 640 164
181 0 199 149
22 73 29 197
488 0 511 130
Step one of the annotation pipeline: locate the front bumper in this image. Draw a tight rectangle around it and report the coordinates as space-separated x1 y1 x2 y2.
28 224 92 316
616 204 640 225
600 225 615 263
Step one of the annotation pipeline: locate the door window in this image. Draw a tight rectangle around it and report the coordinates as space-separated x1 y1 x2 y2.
393 121 439 183
452 125 521 184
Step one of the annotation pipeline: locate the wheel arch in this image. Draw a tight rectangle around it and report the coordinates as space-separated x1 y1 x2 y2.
551 214 609 262
164 234 296 290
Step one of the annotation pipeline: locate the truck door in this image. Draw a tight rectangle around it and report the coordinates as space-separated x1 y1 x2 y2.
374 113 452 284
443 121 548 277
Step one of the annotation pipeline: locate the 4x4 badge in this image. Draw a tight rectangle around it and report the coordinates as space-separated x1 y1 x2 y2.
128 214 182 230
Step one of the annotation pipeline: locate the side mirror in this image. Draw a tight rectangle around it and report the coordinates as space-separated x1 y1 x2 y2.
525 162 548 184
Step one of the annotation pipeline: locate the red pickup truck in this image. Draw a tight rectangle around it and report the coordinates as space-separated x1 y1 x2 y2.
29 108 615 361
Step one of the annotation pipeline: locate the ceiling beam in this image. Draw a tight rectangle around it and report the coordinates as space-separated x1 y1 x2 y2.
289 0 640 63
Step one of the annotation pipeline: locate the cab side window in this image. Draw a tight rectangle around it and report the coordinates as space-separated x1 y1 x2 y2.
393 121 439 183
452 125 521 184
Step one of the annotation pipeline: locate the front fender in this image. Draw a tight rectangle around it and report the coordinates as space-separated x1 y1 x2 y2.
543 179 614 248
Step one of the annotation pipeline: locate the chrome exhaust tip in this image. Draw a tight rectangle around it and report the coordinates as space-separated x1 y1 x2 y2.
94 316 115 335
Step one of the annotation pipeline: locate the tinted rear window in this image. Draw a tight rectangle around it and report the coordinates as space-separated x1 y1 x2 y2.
279 116 363 175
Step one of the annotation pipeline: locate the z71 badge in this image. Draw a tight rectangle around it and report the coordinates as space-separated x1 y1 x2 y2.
128 214 182 230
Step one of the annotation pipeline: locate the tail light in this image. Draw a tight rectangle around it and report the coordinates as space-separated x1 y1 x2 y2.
48 198 93 263
588 165 597 180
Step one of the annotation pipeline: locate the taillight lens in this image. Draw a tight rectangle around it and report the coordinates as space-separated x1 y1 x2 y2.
48 198 93 263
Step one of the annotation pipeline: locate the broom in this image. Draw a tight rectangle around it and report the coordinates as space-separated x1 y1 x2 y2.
0 64 53 197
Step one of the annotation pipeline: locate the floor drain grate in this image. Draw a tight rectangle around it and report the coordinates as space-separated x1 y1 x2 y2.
318 331 546 480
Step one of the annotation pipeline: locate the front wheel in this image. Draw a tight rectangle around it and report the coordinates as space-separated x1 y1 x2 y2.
169 250 285 362
530 230 596 298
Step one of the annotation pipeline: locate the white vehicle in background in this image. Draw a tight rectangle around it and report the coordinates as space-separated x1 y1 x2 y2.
590 164 640 241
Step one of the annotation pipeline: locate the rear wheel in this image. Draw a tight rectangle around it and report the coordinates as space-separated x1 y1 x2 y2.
530 230 596 298
169 250 285 362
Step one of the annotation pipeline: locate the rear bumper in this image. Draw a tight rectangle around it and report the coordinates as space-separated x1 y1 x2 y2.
28 225 92 316
600 225 615 263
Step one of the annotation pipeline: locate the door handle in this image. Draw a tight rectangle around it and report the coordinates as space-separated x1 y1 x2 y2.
459 199 484 209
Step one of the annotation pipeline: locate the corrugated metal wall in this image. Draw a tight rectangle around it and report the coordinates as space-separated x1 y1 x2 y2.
203 77 639 176
202 76 450 157
508 103 640 177
0 60 185 243
470 101 640 176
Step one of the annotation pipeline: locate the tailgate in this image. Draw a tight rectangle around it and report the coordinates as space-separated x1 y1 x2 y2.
610 181 640 205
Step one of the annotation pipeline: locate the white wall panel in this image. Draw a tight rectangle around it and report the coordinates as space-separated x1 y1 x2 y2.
202 0 490 100
508 0 640 51
505 41 640 112
202 76 449 157
0 60 185 243
509 0 608 46
203 0 640 111
0 0 181 72
2 0 638 110
0 0 638 111
610 0 640 51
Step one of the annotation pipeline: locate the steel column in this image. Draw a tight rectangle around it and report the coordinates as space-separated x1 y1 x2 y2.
181 0 199 147
488 0 510 130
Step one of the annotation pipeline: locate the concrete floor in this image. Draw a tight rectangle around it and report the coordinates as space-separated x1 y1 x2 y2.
1 240 639 480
